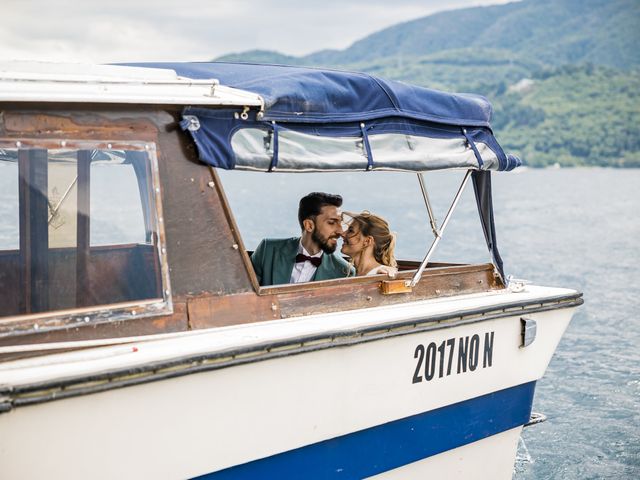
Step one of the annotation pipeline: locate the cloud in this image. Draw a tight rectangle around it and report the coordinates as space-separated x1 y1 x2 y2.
1 0 516 63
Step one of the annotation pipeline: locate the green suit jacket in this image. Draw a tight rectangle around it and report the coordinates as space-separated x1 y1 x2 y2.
251 237 354 286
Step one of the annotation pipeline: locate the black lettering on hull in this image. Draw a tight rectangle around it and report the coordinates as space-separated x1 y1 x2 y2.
483 331 495 368
412 330 495 384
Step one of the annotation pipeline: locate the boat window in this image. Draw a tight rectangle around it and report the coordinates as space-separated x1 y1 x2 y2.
0 149 19 250
230 128 499 171
368 134 500 171
217 169 488 285
0 143 170 321
231 128 367 171
90 153 147 246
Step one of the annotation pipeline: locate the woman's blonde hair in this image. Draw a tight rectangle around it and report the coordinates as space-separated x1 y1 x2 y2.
345 211 397 268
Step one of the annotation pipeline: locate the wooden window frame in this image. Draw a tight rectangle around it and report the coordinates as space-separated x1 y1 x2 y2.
209 167 503 302
0 139 172 335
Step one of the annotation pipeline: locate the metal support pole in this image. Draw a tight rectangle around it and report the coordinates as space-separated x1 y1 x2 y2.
409 170 472 288
418 173 438 237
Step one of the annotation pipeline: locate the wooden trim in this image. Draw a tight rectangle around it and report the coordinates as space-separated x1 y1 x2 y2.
0 301 188 356
258 262 499 295
274 263 502 319
0 297 167 335
187 292 279 329
175 263 502 329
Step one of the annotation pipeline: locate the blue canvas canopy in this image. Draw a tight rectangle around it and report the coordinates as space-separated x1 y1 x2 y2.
132 62 513 280
131 62 520 174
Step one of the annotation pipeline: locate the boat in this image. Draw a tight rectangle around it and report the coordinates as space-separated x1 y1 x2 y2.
0 61 582 479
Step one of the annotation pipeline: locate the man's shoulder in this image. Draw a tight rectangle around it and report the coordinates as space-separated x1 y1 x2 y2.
258 237 300 249
253 237 300 258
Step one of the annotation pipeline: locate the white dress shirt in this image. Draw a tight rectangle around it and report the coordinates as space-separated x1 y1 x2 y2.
290 242 323 283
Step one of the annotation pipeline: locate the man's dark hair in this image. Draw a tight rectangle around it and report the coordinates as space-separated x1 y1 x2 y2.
298 192 343 229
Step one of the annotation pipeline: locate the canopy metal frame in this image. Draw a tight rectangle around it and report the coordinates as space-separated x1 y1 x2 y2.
409 169 475 288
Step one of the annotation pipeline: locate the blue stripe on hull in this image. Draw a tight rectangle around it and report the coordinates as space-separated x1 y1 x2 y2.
194 381 536 479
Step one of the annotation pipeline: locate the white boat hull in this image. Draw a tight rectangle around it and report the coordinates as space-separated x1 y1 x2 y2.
370 427 523 479
0 286 579 479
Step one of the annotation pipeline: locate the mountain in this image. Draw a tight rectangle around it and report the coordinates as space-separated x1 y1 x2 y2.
214 49 303 66
214 0 640 167
217 0 639 70
493 64 640 167
318 0 639 70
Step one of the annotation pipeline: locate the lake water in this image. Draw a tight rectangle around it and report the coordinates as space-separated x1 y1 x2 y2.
219 167 640 479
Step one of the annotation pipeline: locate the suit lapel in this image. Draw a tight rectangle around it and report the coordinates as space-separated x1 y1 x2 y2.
273 237 299 285
315 253 343 280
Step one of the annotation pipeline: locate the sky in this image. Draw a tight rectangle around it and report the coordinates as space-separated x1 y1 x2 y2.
1 0 516 64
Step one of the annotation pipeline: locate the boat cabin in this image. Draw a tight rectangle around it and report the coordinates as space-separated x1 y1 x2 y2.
0 62 520 353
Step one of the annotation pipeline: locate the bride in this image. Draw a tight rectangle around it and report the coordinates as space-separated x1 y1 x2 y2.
341 211 398 277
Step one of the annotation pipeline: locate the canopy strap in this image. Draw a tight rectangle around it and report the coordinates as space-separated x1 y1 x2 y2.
269 122 279 172
472 170 505 282
408 170 472 288
360 122 374 171
461 128 483 169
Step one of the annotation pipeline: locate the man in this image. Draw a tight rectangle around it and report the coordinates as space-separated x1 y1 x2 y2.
251 192 354 286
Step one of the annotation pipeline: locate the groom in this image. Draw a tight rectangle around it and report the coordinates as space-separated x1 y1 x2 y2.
251 192 354 286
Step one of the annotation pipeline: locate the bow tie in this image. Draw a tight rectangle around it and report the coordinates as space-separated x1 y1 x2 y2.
295 253 322 267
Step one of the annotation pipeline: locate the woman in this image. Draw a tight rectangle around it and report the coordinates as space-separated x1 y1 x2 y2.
341 211 398 277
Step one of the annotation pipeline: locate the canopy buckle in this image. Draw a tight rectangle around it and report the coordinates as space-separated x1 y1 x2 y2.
240 106 250 120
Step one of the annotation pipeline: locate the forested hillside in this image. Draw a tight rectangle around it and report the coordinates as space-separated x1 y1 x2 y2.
216 0 640 167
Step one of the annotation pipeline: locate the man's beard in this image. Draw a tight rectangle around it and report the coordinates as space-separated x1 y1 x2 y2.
312 228 338 254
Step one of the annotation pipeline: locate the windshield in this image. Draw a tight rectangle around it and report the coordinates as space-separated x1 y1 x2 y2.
217 169 488 265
